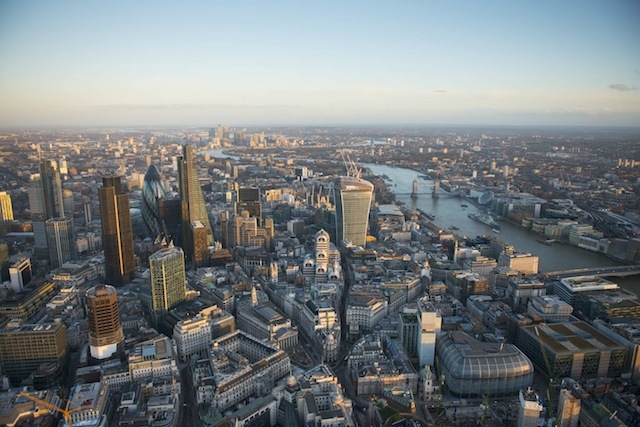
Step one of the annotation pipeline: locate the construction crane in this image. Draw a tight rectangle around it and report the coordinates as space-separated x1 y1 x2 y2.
534 326 556 423
18 392 90 427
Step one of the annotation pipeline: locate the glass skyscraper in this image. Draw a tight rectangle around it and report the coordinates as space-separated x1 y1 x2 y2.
334 177 374 247
149 245 186 323
46 217 77 269
178 145 214 255
141 164 166 239
99 176 135 286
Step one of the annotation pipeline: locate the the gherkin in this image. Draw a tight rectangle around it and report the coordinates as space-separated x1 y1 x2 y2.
141 164 166 238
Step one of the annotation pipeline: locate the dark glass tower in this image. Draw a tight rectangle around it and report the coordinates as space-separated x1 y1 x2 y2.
99 176 135 286
46 217 77 269
178 145 214 255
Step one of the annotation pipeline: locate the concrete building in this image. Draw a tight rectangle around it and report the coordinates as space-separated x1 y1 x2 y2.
498 253 539 275
200 330 290 412
7 258 32 292
508 278 546 313
516 322 628 381
555 276 619 306
0 321 68 385
67 382 110 427
128 336 178 382
517 388 543 427
417 297 441 367
86 284 124 360
527 295 574 322
236 299 298 350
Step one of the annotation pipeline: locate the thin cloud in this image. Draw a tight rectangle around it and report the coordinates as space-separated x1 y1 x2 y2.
94 103 301 110
609 83 638 91
433 89 447 93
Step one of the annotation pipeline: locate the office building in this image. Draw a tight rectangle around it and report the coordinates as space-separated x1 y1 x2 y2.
555 276 619 306
0 191 13 221
29 160 65 261
527 295 574 322
200 330 290 412
190 221 208 267
178 145 214 253
417 297 441 367
141 164 167 239
128 336 178 381
99 176 135 286
516 322 628 381
68 382 110 427
437 331 534 398
334 176 374 247
86 284 124 359
235 186 262 223
158 197 181 241
0 322 68 385
498 252 539 275
557 379 583 427
517 388 543 427
45 217 77 269
149 246 186 322
8 258 32 292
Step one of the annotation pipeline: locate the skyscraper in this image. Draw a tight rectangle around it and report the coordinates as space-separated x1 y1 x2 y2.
86 284 124 359
0 191 13 221
178 145 214 256
149 245 186 322
141 164 167 239
29 160 65 261
39 159 65 219
334 177 374 247
99 176 134 286
235 187 262 224
46 217 77 269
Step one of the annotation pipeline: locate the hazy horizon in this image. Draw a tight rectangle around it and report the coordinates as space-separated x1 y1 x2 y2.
1 1 639 128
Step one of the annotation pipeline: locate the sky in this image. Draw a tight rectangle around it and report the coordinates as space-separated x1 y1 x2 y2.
0 1 639 128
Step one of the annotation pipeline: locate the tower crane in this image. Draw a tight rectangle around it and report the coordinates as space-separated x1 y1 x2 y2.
534 326 557 424
18 392 90 427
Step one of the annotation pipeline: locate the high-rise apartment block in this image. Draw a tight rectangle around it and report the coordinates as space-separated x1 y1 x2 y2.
86 284 124 359
46 217 77 269
334 177 374 247
99 176 134 286
149 246 186 322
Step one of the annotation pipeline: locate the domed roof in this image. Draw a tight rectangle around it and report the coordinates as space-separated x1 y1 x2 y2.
286 374 298 388
144 164 162 182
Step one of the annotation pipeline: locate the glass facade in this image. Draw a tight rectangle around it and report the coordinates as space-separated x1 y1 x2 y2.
334 177 373 247
141 164 166 239
437 331 534 398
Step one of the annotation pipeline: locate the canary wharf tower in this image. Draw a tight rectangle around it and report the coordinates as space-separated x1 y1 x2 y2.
178 145 214 249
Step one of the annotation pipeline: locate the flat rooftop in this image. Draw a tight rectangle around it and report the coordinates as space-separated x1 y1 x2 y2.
523 321 623 354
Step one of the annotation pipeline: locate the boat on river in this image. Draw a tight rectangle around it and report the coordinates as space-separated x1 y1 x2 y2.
468 212 500 229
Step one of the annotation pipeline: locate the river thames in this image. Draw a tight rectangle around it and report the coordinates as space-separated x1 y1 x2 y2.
203 148 639 293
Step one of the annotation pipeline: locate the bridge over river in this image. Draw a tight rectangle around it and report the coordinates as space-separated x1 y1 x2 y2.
544 264 640 279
